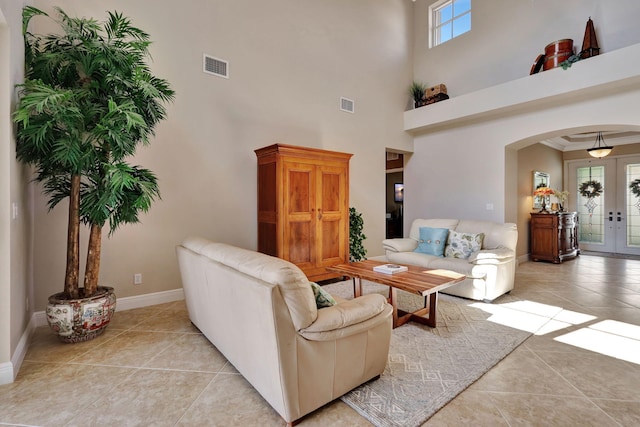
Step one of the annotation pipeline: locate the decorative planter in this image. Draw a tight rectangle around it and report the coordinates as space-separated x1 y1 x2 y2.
46 286 116 343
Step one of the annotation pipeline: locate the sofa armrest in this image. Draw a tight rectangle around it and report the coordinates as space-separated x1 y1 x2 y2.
382 238 418 254
468 247 515 264
298 294 391 341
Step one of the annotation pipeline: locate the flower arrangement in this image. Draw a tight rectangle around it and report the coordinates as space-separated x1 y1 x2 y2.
553 189 569 202
533 187 554 198
533 186 553 212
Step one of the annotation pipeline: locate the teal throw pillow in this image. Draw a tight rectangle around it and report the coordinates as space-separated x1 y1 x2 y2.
414 227 449 257
310 282 337 308
445 230 485 259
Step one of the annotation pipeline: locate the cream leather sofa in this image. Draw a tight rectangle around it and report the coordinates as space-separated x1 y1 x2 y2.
383 219 518 302
176 237 393 426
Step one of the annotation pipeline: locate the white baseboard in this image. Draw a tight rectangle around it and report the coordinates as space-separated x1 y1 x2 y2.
1 311 37 385
0 362 13 385
33 288 185 328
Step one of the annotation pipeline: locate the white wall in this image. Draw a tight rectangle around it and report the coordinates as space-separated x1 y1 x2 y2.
414 0 640 97
28 0 414 310
0 0 30 384
406 77 640 232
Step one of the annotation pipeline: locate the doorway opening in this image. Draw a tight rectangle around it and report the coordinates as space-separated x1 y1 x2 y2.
385 151 403 238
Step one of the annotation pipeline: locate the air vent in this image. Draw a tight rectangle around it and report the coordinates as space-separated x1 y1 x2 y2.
386 152 399 161
340 97 355 113
203 54 229 78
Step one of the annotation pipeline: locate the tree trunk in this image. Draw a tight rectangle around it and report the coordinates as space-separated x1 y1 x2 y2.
64 174 81 299
84 223 102 297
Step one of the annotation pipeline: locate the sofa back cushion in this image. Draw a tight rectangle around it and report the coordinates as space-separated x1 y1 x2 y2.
455 220 518 251
409 219 459 241
182 237 318 330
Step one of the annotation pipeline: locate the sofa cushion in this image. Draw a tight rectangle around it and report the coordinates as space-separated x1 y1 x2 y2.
310 282 337 308
196 241 318 330
445 230 484 259
408 219 459 241
387 250 439 268
414 227 449 257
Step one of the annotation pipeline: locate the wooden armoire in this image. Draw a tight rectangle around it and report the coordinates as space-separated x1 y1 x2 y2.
255 144 352 282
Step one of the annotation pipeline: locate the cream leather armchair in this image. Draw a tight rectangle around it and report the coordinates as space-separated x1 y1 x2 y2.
176 237 392 426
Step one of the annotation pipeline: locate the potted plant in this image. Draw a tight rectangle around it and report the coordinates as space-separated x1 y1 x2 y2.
409 81 427 108
13 6 175 342
349 207 367 262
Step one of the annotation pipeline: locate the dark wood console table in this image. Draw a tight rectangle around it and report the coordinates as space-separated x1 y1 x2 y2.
530 212 580 263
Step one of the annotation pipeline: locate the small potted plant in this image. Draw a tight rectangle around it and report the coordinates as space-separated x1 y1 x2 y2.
13 6 175 342
409 81 427 108
349 207 367 262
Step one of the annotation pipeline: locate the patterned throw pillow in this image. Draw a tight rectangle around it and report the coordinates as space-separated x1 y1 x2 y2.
414 227 449 257
445 230 485 259
310 282 337 308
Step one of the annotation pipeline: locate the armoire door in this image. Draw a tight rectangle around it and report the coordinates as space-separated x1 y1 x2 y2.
282 161 316 270
315 165 348 269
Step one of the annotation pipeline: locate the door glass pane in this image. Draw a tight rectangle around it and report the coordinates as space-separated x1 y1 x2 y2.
627 163 640 247
577 166 605 244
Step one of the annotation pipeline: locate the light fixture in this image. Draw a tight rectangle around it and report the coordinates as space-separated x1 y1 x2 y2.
587 132 613 158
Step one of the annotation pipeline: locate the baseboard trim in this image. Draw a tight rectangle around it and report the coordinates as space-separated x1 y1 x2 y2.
0 362 13 385
33 288 185 328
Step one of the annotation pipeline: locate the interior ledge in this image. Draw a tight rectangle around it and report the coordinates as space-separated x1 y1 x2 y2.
405 42 640 135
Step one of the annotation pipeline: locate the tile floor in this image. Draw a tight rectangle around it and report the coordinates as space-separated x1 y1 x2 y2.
1 254 640 426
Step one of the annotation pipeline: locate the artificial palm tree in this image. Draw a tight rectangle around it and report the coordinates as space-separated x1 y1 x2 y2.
14 6 175 300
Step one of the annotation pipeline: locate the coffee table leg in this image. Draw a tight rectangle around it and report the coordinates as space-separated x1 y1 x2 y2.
390 287 399 328
425 292 437 327
352 277 362 298
395 292 439 328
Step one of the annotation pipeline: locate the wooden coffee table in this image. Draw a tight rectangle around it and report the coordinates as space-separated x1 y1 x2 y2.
327 260 465 328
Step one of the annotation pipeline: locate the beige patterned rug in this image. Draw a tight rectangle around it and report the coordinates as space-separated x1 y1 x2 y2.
322 280 552 427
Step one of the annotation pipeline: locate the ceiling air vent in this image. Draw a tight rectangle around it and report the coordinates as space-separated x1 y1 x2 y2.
203 54 229 78
340 97 355 113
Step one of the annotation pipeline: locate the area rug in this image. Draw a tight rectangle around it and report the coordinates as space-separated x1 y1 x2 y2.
322 280 550 427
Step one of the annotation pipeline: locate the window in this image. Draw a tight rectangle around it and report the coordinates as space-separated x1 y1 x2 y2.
430 0 471 47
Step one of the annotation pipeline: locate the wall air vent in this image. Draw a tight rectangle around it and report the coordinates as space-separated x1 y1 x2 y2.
203 54 229 78
340 97 355 113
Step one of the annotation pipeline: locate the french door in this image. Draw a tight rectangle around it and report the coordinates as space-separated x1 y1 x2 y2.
567 156 640 255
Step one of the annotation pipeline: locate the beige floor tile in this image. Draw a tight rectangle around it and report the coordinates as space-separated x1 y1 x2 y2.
534 350 640 401
69 330 180 367
592 398 640 426
424 389 509 426
144 333 229 372
0 363 134 426
65 369 214 427
131 306 198 333
176 373 284 426
487 392 620 427
24 325 123 363
108 306 168 330
470 347 580 396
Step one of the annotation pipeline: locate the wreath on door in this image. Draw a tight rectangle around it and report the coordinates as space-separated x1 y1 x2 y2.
630 178 640 198
579 180 603 198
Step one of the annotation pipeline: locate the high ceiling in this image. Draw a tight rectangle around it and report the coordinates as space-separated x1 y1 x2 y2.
542 131 640 152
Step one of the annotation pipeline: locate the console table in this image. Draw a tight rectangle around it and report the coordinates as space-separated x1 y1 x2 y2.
530 212 580 263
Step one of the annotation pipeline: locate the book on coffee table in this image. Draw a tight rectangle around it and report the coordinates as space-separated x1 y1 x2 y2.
373 264 408 274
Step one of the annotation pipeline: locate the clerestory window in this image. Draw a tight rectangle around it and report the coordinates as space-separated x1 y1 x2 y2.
430 0 471 47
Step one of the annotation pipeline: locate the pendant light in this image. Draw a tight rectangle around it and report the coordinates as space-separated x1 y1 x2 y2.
587 132 613 158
